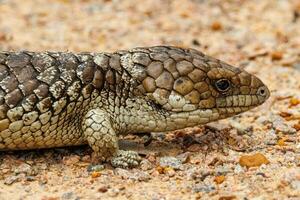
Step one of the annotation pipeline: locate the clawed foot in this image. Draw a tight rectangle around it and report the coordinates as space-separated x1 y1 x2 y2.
111 150 141 168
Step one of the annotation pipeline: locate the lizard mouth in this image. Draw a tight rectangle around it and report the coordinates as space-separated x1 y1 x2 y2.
156 84 270 114
165 92 269 114
216 93 270 109
163 92 267 128
164 103 259 131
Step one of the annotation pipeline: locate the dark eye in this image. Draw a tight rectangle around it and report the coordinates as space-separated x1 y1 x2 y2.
259 89 265 95
215 79 231 92
257 86 268 97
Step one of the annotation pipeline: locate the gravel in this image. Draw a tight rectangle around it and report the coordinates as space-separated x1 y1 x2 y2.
0 0 299 199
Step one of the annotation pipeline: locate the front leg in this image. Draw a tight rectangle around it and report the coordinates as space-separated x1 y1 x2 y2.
82 109 141 168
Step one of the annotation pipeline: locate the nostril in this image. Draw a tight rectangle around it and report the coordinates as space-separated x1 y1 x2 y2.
257 86 269 97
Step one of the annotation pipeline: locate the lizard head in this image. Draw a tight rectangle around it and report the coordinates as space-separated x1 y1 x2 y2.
125 46 270 131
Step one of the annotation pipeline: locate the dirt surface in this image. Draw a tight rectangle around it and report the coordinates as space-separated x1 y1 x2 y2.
0 0 299 199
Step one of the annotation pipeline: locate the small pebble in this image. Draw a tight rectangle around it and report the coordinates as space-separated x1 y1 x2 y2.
87 164 104 172
4 175 20 185
215 165 231 175
164 167 176 177
14 163 36 176
63 155 81 166
25 176 36 181
98 185 109 193
291 180 300 190
214 175 225 184
219 195 237 200
91 171 101 178
61 192 74 200
159 156 183 170
239 153 270 168
271 51 283 60
193 184 216 193
186 167 213 181
115 168 150 182
271 115 297 134
210 21 222 31
176 152 191 164
140 159 153 171
234 164 245 174
264 130 278 145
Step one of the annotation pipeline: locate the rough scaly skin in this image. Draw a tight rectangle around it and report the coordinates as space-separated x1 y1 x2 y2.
0 46 270 168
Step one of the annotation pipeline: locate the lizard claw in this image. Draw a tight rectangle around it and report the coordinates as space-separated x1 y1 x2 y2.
111 150 141 168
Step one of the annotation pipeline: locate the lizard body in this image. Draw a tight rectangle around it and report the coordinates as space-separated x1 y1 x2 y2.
0 46 269 167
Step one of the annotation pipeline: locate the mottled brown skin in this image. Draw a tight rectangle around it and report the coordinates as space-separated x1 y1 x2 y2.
0 46 270 168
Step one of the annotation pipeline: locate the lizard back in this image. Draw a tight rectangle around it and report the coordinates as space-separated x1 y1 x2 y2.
0 46 270 151
0 50 133 149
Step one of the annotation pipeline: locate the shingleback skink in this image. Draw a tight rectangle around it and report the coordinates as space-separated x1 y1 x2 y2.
0 46 270 168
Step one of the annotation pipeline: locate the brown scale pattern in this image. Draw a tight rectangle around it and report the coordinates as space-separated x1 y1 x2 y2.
0 50 133 150
129 46 268 112
0 46 269 168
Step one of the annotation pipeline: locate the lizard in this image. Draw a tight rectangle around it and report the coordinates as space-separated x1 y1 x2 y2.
0 46 270 168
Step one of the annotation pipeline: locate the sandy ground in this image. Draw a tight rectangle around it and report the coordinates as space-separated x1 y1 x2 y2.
0 0 299 199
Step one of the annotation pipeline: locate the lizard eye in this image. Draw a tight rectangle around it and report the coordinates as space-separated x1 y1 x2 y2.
215 79 231 92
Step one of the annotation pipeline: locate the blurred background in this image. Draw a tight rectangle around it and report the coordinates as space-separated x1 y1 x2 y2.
0 0 299 64
0 1 299 199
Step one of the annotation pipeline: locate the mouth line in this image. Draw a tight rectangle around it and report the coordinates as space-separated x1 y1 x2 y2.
217 105 258 109
169 105 257 114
